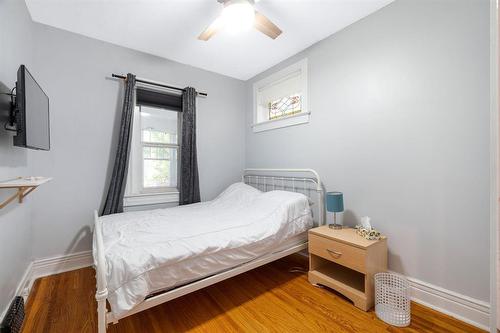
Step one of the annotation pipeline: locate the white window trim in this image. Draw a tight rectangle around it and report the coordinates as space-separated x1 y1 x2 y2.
252 58 309 133
123 191 179 207
124 83 181 208
251 111 311 133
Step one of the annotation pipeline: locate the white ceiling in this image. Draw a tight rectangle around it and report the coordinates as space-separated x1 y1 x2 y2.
25 0 393 80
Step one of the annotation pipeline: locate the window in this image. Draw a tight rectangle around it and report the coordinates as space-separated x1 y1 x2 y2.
140 106 178 190
124 86 181 208
253 59 308 132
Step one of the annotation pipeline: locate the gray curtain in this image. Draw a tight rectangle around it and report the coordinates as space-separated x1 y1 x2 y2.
101 73 136 215
179 87 200 205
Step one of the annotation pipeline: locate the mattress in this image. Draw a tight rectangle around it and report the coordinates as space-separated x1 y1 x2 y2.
94 182 313 317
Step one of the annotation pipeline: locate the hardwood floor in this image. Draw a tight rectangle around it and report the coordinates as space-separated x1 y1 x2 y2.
22 254 484 333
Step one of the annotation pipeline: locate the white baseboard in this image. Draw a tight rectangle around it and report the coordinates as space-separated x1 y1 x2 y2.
405 275 490 331
18 262 33 300
31 250 93 281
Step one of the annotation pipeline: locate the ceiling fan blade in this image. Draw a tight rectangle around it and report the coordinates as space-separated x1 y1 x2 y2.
198 17 223 41
254 11 282 39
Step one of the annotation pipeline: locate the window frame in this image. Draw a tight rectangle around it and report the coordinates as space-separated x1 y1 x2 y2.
252 58 309 133
124 84 181 208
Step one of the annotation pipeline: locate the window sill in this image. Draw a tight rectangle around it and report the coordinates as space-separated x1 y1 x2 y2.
123 192 179 207
252 112 310 133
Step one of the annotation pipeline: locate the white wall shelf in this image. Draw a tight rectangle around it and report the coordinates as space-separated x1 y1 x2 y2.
0 177 52 209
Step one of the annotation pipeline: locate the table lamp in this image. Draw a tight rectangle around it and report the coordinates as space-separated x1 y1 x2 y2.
326 191 344 229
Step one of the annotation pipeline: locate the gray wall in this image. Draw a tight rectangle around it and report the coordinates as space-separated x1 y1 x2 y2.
27 25 246 258
0 0 35 317
245 0 490 302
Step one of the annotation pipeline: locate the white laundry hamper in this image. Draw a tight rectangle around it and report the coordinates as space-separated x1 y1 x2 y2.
374 272 411 327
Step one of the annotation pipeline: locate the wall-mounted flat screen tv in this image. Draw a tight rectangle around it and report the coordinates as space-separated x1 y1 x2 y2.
13 65 50 150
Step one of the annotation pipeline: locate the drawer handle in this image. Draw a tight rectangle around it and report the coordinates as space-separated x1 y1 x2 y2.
326 249 342 257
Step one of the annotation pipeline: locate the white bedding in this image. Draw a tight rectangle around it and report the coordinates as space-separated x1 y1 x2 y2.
94 182 313 317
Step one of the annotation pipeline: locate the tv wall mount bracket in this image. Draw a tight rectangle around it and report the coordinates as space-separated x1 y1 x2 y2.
1 87 17 131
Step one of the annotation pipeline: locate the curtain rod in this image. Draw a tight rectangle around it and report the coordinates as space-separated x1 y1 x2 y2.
111 73 208 97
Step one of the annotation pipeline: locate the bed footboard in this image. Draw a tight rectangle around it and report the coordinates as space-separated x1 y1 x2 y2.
94 210 109 333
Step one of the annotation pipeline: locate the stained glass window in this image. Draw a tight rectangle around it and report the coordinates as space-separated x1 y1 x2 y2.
268 94 302 120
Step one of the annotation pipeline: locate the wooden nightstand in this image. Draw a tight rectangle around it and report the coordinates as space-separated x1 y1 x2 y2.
308 226 387 311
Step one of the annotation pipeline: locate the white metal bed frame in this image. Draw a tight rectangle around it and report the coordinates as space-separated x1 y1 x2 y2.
93 168 324 333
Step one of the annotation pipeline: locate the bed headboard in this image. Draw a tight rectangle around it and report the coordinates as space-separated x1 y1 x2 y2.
242 168 325 227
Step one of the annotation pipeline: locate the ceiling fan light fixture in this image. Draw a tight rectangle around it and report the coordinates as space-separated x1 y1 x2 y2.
221 0 255 35
198 0 281 41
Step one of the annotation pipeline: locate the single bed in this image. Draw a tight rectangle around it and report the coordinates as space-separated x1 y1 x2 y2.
93 168 325 332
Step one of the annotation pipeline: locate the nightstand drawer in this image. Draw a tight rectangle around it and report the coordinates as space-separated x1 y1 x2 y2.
309 233 366 273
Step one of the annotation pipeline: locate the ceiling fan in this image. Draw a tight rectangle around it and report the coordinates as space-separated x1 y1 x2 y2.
198 0 282 41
